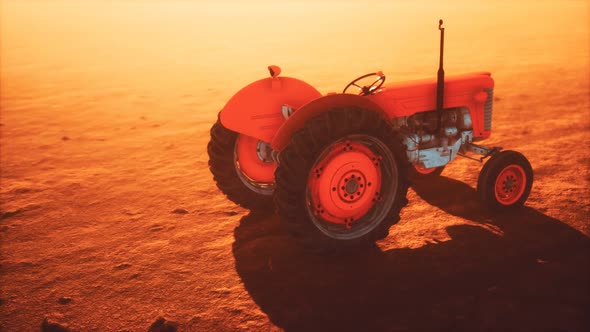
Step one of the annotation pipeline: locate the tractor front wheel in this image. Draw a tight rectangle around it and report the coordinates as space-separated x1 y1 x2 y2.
274 108 409 251
477 150 533 211
410 165 445 179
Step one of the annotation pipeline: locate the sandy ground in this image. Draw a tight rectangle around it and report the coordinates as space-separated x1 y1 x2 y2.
1 1 589 331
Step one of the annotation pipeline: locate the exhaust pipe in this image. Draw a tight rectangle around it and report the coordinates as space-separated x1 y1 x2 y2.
436 19 445 133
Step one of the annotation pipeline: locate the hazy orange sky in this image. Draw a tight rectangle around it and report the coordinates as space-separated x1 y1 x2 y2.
2 0 588 105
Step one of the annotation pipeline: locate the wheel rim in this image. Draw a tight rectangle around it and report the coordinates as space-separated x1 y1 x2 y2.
494 164 526 205
234 135 275 195
306 135 398 240
414 165 437 175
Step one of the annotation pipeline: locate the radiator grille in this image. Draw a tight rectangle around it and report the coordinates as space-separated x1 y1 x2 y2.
483 88 494 131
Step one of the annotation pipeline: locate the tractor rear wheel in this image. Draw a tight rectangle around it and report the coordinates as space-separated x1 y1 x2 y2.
274 108 409 252
477 150 533 211
207 117 274 211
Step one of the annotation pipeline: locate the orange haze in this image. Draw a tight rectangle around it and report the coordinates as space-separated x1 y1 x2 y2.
1 0 589 331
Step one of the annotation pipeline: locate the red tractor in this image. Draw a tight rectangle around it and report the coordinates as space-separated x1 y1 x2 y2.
208 21 533 251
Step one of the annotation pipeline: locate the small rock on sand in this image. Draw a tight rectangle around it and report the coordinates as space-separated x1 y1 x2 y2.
41 314 71 332
57 297 72 305
114 263 132 270
171 208 188 214
148 317 178 332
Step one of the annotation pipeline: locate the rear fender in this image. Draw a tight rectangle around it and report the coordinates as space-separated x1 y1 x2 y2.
271 94 389 151
219 73 322 143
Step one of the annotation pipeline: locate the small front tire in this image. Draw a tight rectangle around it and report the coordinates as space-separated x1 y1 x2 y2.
477 150 533 211
410 165 445 179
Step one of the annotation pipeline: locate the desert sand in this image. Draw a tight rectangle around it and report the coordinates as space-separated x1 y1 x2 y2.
1 0 589 331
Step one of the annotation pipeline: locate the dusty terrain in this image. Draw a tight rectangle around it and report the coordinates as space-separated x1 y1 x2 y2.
1 1 589 331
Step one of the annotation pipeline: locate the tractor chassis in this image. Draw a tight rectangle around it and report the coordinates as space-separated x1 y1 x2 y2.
459 143 503 163
402 128 502 170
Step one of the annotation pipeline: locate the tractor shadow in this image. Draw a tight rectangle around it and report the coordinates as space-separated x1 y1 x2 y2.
232 177 590 332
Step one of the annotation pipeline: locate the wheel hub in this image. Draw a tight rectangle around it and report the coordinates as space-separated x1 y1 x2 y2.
345 176 360 194
494 165 526 205
503 176 515 191
339 172 366 203
256 140 274 163
307 141 382 227
235 135 276 185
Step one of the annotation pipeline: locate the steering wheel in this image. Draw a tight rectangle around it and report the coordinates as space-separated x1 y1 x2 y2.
343 72 386 95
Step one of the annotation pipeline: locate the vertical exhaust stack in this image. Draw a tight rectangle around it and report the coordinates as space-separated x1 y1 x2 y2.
436 19 445 133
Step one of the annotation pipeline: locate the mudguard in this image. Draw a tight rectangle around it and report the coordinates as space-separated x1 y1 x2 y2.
219 70 322 143
271 94 389 151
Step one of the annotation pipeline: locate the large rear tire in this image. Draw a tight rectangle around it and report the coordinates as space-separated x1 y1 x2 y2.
274 108 409 252
207 117 274 211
